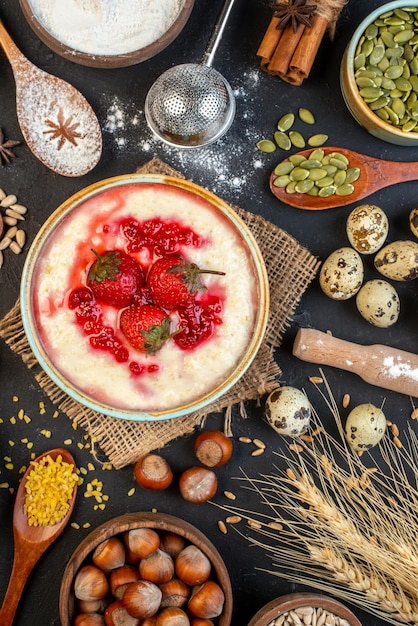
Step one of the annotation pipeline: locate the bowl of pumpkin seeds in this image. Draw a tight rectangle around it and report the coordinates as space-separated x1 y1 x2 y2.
340 1 418 145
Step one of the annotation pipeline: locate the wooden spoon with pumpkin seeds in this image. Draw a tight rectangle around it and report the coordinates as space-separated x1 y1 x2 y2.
270 145 418 210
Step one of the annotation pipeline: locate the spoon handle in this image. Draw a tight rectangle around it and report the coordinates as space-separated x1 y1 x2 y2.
0 19 28 74
0 537 39 626
370 155 418 186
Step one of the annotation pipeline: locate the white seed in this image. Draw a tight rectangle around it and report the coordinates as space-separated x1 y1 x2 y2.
226 515 242 524
251 447 264 456
223 490 236 500
10 203 27 215
253 438 266 449
1 194 17 207
238 436 252 443
9 241 22 254
15 230 26 248
3 216 17 226
0 237 12 250
342 393 350 408
5 208 24 220
4 226 17 239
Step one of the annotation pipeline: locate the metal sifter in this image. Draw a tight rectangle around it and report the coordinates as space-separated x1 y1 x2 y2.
144 0 237 148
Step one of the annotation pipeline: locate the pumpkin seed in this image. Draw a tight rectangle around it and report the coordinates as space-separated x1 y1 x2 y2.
309 148 325 161
274 161 294 176
273 175 291 188
277 112 295 131
370 43 386 65
385 64 404 79
318 185 337 197
289 130 305 148
307 133 328 147
300 159 322 169
295 179 314 193
345 167 361 183
256 139 276 153
298 107 315 124
289 154 306 165
308 168 327 181
334 170 347 187
290 167 310 181
335 183 355 196
274 131 292 150
286 181 297 194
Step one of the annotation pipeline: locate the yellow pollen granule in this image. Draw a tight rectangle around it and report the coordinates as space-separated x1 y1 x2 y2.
23 454 78 527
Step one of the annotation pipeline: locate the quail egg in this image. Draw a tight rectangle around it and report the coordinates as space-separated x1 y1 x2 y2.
319 247 364 300
410 207 418 239
344 403 386 455
374 240 418 281
265 386 311 436
346 204 389 254
356 279 400 328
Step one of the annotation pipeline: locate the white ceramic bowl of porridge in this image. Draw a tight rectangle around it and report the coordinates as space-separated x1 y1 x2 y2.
21 174 269 421
19 0 195 68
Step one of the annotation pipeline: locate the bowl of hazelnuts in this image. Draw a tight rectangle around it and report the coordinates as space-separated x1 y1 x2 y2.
59 511 233 626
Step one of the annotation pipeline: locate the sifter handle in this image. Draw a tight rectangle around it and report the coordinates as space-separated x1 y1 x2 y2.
202 0 237 67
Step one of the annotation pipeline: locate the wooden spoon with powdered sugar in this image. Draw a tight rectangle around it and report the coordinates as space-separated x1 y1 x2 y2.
0 19 102 177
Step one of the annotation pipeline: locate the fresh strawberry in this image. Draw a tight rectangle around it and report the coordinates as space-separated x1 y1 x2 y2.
86 249 144 308
147 255 225 311
119 304 180 355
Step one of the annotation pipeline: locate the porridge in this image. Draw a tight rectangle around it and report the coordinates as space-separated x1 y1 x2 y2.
29 180 264 415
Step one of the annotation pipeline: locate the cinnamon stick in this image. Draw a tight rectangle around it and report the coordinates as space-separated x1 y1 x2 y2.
289 15 329 80
256 16 283 66
268 22 305 78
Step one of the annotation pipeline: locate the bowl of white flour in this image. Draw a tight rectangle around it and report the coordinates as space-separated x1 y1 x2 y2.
19 0 194 67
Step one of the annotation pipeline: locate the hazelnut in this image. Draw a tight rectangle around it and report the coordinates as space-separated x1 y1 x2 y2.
110 565 140 599
188 580 225 619
156 607 190 626
93 536 126 573
123 528 160 563
175 546 211 586
160 578 191 608
74 614 105 626
122 580 162 619
194 430 233 467
104 600 140 626
139 549 174 584
159 532 187 559
134 454 173 491
74 564 109 602
178 467 217 504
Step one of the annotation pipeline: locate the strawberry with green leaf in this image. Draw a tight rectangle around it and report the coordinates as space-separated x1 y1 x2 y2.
147 254 225 311
119 304 182 355
87 249 144 308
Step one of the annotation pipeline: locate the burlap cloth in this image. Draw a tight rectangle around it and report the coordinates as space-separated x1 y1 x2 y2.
0 158 320 469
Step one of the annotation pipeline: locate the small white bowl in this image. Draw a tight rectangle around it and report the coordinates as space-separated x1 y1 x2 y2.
340 0 418 146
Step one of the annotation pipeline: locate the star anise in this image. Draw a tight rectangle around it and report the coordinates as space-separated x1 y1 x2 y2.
271 0 317 33
0 128 21 166
43 108 82 151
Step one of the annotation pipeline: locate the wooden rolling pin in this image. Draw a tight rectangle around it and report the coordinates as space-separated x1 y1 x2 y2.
293 328 418 398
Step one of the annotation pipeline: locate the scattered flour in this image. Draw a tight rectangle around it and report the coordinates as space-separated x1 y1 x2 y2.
103 70 265 201
28 0 185 55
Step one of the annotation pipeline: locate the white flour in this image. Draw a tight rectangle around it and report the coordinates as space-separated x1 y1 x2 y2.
103 70 264 200
28 0 185 55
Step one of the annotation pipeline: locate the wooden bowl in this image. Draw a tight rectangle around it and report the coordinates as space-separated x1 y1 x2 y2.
59 511 233 625
340 0 418 146
247 592 362 626
19 0 195 68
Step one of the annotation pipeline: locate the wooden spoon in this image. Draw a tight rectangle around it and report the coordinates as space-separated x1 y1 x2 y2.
0 19 102 177
270 146 418 210
0 448 77 626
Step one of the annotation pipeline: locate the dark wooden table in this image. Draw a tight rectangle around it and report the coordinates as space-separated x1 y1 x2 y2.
0 1 416 624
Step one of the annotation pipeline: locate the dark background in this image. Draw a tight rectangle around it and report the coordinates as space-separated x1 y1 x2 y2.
0 0 417 624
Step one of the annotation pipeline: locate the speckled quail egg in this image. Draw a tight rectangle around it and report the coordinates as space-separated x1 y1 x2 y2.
356 279 400 328
319 247 364 300
265 386 311 436
346 204 389 254
344 403 386 455
410 207 418 239
374 240 418 281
